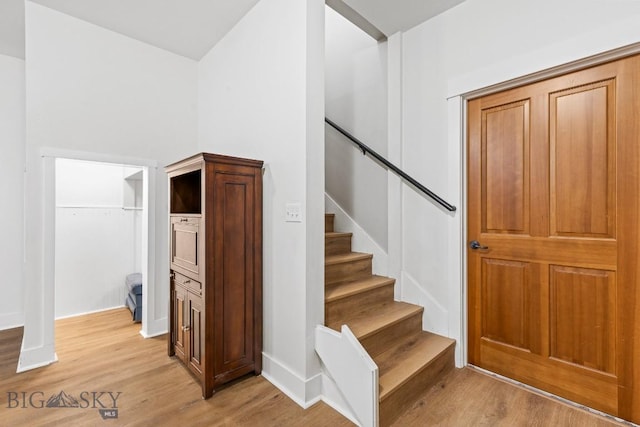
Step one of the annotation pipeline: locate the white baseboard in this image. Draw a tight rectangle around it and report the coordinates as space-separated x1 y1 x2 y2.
55 305 126 320
0 312 24 331
261 352 322 409
17 344 57 373
141 317 168 338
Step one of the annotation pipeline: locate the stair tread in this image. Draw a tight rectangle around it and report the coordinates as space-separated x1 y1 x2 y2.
327 301 422 340
325 275 395 303
376 331 455 401
325 252 373 266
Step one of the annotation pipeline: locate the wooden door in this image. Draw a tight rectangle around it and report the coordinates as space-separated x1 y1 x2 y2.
171 284 187 363
211 166 257 382
468 54 640 422
188 292 205 379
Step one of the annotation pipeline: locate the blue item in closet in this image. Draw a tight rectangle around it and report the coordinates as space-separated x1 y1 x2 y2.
125 273 142 322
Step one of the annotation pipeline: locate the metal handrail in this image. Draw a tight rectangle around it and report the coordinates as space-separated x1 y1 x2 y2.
325 117 457 212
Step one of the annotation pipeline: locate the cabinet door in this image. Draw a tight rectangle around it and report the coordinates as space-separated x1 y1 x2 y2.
171 284 187 363
170 216 202 280
188 292 205 379
212 170 257 377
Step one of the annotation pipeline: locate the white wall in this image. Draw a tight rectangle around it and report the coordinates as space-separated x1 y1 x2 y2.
325 6 388 251
21 1 198 371
123 168 144 272
198 0 325 406
396 0 640 364
55 159 142 319
0 54 25 330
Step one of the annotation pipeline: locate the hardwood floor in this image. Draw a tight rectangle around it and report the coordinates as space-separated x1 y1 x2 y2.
393 368 629 427
0 308 630 426
0 309 351 426
0 326 22 382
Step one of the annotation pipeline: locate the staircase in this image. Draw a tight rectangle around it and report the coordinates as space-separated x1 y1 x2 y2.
324 213 456 426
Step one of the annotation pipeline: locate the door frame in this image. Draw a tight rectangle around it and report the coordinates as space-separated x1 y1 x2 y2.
450 41 640 369
40 147 159 344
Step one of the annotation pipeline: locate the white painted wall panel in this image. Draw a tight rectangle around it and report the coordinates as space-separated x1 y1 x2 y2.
0 54 25 330
56 158 126 207
55 207 136 318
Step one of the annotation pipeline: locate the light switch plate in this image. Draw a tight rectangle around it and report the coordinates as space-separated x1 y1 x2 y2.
285 202 302 222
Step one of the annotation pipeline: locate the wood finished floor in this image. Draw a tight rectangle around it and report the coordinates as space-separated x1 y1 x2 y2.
0 308 629 426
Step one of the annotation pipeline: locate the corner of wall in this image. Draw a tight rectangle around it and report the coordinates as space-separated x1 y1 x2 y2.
139 318 167 338
261 352 323 409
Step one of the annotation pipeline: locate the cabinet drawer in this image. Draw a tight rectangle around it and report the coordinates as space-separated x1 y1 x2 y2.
173 271 202 295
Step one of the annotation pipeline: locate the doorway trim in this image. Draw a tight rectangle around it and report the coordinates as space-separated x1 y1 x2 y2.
40 147 158 342
447 41 640 369
460 42 640 101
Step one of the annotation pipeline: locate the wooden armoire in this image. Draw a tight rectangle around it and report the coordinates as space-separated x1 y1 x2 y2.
165 153 263 399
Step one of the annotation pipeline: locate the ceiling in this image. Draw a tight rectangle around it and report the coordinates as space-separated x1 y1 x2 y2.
0 0 25 59
0 0 466 61
341 0 466 37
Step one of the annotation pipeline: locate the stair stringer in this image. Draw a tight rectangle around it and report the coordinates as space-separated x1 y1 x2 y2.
315 324 379 427
400 271 449 337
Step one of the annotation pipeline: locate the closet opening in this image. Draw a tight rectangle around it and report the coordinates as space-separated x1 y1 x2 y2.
41 151 158 358
54 158 145 327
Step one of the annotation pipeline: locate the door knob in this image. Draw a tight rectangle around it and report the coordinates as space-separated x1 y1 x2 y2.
469 240 489 250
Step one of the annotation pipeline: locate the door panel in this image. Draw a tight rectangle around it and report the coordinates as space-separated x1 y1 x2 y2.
212 170 256 378
170 217 202 279
172 285 187 363
549 266 616 373
481 259 536 351
483 101 530 234
468 54 640 422
550 80 616 238
188 293 204 378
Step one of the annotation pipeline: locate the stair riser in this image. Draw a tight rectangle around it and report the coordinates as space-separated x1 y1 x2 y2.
325 214 335 233
325 283 395 326
379 344 455 427
360 312 423 359
325 258 372 286
325 235 351 256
